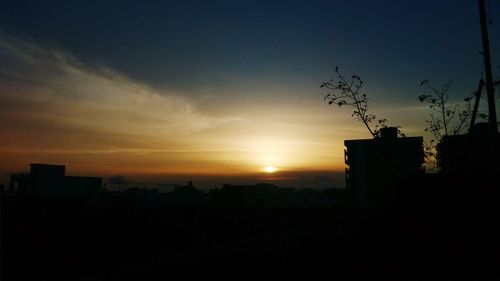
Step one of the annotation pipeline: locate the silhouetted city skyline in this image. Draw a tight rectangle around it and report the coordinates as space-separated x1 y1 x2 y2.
2 1 500 280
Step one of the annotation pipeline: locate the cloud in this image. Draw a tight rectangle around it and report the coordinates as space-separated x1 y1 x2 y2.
0 33 240 155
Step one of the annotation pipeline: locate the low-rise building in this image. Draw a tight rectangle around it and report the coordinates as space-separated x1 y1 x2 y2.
9 164 102 205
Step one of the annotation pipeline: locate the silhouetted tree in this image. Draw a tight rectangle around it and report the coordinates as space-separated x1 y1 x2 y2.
418 80 474 166
322 67 403 138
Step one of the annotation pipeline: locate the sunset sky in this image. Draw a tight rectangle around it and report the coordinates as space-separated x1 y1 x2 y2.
1 0 499 189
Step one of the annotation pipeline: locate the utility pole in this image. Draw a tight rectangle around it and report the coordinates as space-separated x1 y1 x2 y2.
478 0 498 130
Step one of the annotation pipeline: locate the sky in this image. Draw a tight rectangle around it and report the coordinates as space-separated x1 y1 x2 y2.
1 0 499 189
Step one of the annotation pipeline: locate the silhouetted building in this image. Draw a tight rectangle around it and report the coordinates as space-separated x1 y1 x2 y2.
9 164 102 205
221 183 279 191
438 123 499 177
344 127 424 208
437 123 499 208
171 181 206 206
212 183 282 207
174 180 197 192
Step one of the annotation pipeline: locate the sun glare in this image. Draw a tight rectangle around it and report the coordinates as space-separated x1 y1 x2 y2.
264 166 277 173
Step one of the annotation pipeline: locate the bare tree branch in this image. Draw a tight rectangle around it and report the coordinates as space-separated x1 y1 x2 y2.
322 67 403 138
418 80 474 168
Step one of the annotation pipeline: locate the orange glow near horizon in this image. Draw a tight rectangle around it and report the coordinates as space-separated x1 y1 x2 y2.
264 166 277 173
0 35 368 185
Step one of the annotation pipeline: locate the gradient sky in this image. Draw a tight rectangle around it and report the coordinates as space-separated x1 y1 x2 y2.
1 0 499 189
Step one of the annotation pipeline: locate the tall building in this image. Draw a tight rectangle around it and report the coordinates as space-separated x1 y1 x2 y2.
344 128 424 208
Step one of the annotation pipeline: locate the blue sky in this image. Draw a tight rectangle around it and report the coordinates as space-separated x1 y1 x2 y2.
2 0 497 93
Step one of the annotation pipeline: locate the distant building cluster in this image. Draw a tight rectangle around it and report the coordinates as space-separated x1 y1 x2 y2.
4 164 346 208
101 182 344 208
8 164 102 205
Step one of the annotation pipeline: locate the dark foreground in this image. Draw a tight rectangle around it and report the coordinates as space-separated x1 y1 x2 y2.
2 199 500 281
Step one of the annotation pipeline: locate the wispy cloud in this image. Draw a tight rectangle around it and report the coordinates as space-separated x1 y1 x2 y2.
0 33 367 179
0 33 240 153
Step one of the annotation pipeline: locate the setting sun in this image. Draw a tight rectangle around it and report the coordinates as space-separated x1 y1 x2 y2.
264 166 277 173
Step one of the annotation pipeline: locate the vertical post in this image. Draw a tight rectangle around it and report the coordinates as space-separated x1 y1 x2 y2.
469 79 484 132
478 0 498 129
